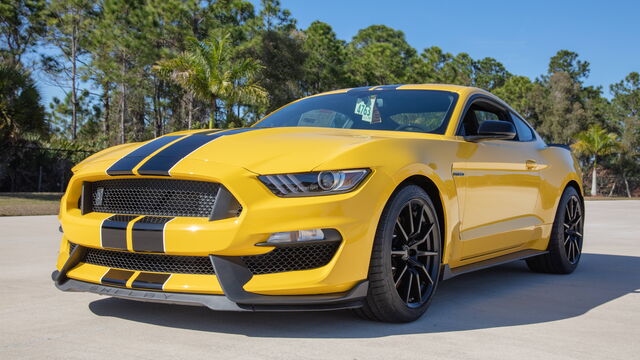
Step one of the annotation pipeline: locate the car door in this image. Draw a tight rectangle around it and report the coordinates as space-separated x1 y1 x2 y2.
452 99 544 260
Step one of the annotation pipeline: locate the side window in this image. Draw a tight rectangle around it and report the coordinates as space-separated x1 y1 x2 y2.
473 109 500 130
510 113 535 142
458 102 508 136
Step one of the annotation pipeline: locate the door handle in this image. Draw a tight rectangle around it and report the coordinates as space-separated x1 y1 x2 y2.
525 160 537 170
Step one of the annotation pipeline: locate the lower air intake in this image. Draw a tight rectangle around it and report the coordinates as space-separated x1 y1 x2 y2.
73 244 215 275
241 241 341 275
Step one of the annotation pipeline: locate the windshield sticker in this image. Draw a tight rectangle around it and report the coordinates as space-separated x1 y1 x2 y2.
372 107 381 123
355 95 376 123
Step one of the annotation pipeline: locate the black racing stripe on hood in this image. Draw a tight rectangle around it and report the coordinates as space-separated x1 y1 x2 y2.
106 135 183 176
136 128 260 176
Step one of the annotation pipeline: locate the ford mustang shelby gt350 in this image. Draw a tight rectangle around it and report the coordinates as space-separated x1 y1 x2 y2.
53 84 584 322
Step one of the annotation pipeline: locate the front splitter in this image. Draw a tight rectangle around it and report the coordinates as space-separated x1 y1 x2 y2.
53 273 368 312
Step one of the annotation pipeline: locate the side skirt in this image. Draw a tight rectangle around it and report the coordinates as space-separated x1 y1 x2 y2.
442 249 548 280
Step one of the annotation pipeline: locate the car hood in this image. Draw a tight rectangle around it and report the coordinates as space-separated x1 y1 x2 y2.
75 127 441 175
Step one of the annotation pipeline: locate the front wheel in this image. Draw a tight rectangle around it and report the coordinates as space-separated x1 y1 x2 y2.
355 185 441 323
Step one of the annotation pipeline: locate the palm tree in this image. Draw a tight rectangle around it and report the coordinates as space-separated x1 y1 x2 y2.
572 124 620 196
154 34 268 129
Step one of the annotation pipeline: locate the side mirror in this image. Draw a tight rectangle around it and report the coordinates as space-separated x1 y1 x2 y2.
464 120 516 142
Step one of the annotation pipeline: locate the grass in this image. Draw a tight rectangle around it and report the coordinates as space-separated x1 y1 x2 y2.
0 192 63 216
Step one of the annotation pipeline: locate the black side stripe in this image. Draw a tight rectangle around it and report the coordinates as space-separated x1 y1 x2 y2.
101 215 136 250
136 128 259 176
131 272 171 290
131 216 174 253
106 135 183 176
101 269 135 287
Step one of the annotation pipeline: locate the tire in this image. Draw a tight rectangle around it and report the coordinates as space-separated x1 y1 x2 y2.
526 186 584 274
355 185 442 323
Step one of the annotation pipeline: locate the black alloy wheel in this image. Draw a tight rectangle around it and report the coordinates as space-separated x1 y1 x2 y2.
563 195 583 264
356 185 442 323
526 186 584 274
391 199 440 308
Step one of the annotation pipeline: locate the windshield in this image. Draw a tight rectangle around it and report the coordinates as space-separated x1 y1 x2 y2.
254 90 458 134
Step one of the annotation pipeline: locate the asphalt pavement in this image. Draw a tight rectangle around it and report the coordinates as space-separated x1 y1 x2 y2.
1 200 639 359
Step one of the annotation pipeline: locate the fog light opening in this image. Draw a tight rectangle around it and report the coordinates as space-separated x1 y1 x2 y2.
267 229 325 244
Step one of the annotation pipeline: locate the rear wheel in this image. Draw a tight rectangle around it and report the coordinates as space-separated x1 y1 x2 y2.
355 185 441 323
526 186 584 274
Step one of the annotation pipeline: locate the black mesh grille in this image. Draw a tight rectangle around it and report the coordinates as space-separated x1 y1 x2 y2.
90 178 219 217
75 244 215 275
69 241 339 276
242 241 341 275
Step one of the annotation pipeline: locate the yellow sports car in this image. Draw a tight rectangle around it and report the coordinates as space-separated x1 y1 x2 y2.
52 84 584 322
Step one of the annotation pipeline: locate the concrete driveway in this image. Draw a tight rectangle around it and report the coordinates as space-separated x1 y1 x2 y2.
1 201 638 359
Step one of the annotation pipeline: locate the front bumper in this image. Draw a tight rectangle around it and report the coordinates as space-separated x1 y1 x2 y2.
52 247 368 311
55 162 393 306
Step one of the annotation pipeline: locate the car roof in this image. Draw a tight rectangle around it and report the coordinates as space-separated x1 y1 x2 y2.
311 84 505 108
316 84 481 96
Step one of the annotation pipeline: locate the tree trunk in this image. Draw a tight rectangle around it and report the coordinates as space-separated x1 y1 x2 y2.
187 93 193 130
209 98 217 129
225 102 234 127
590 160 597 196
103 84 110 136
608 180 616 197
71 22 78 140
120 60 126 144
153 78 162 137
623 174 631 198
136 101 145 140
120 91 125 144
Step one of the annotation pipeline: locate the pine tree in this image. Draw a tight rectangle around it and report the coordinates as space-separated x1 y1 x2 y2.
301 21 347 95
42 0 96 140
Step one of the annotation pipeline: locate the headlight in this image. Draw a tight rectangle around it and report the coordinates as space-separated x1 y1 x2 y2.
258 169 370 197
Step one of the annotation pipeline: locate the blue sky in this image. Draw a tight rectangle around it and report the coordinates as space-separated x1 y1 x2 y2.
276 0 638 95
39 0 639 104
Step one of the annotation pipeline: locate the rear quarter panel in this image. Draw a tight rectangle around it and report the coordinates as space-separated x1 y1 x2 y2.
538 146 584 218
530 146 583 250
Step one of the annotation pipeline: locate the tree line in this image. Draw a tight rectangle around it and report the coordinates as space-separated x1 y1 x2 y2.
1 0 639 195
